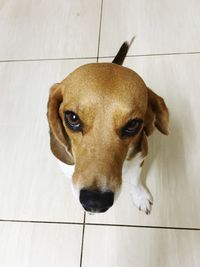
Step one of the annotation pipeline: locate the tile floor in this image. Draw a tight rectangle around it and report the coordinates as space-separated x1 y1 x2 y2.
0 0 200 266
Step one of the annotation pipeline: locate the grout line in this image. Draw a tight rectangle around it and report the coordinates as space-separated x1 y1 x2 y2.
0 218 83 225
101 51 200 60
79 212 86 267
0 56 96 63
0 51 200 64
0 218 199 231
96 0 104 63
85 222 200 231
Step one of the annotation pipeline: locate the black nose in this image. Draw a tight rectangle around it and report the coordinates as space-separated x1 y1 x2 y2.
79 189 114 213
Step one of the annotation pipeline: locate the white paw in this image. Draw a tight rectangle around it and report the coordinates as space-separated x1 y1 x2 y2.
131 185 153 215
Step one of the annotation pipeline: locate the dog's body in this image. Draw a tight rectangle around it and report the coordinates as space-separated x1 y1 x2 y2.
47 40 169 214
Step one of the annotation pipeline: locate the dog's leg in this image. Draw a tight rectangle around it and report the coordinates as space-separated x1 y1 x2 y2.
123 153 153 214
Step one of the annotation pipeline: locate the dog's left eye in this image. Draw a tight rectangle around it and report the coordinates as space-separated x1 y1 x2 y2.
64 111 82 132
121 119 143 137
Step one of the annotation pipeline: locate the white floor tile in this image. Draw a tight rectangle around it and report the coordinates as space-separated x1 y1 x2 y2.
0 222 82 267
82 225 200 267
0 0 101 60
85 54 200 228
0 59 95 222
100 0 200 56
1 0 200 265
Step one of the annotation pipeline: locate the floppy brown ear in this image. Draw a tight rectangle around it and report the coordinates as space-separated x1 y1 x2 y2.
144 88 169 136
47 83 74 165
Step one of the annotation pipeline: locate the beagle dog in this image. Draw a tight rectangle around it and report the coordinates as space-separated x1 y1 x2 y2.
47 40 169 214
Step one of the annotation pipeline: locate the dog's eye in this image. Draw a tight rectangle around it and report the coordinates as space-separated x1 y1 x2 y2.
121 119 143 137
64 111 82 132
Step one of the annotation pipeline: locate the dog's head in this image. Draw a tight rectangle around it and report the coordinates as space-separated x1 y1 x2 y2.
47 42 169 213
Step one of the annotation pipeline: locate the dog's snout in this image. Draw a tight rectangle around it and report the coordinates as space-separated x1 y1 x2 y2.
79 188 114 213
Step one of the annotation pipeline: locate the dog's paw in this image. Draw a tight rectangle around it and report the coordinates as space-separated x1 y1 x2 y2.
131 185 153 215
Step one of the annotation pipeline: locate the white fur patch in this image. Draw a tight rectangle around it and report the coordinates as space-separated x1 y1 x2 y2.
122 152 143 183
58 160 75 179
57 160 80 200
122 152 153 214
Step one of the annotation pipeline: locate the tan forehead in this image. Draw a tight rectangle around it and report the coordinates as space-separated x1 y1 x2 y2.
61 63 147 114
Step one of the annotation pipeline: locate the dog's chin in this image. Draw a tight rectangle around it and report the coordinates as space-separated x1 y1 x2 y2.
87 211 95 215
86 209 104 215
84 206 110 214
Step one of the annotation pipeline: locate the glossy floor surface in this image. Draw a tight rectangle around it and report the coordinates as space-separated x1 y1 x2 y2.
0 0 200 266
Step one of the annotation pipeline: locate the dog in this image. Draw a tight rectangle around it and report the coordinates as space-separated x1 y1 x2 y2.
47 39 169 214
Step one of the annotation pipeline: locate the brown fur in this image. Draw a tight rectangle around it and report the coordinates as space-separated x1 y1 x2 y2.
47 63 169 193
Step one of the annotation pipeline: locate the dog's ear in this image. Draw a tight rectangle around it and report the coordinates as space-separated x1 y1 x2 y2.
47 83 74 165
144 88 169 136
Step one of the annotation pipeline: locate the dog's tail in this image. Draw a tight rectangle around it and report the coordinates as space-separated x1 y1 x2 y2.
112 36 135 65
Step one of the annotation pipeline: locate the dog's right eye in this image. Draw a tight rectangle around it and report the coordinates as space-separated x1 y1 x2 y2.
64 111 82 132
